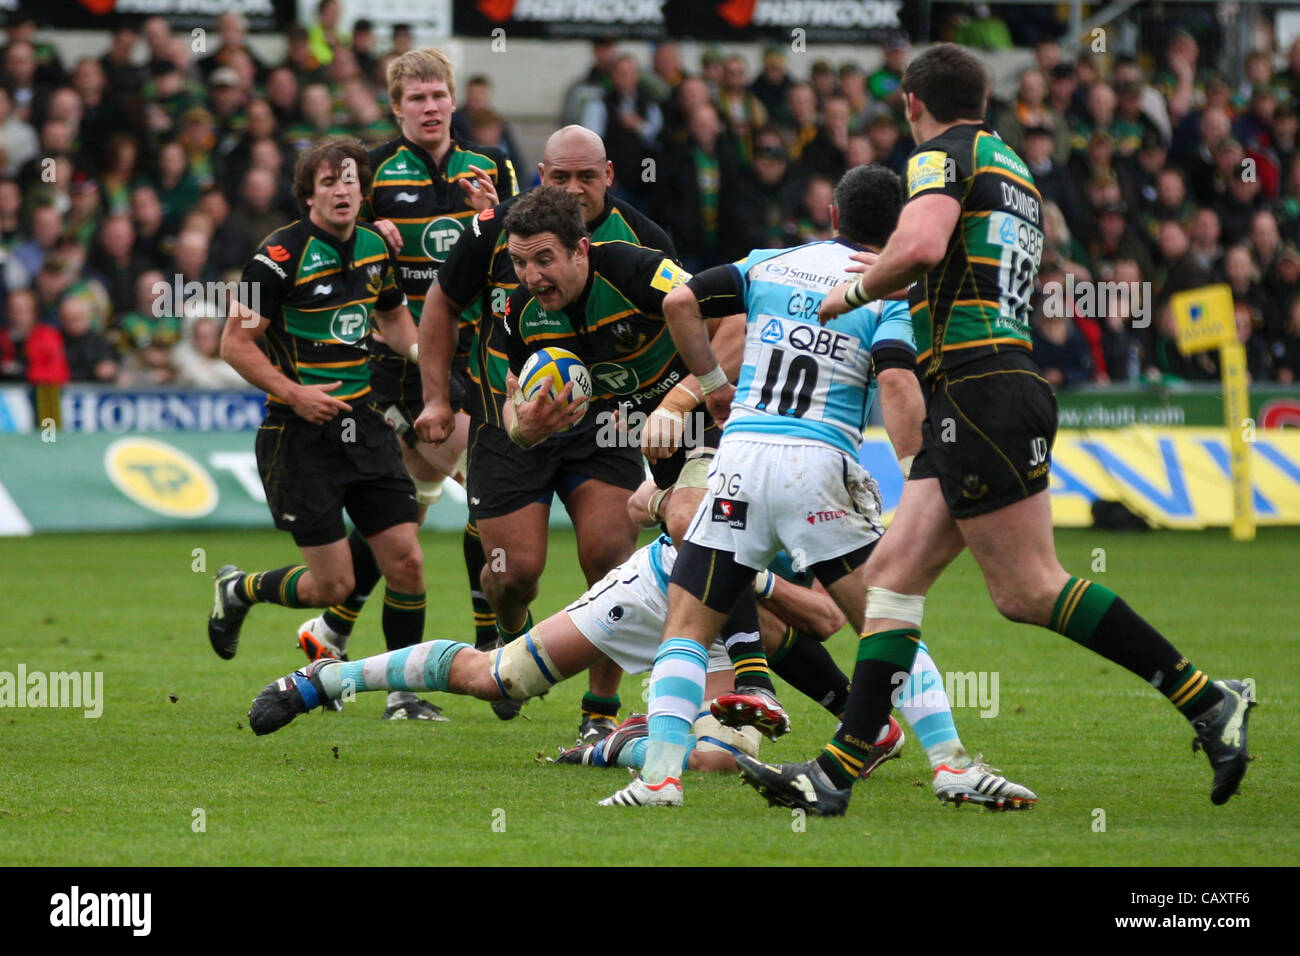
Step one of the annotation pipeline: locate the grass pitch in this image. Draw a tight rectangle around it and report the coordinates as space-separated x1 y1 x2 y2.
0 527 1294 867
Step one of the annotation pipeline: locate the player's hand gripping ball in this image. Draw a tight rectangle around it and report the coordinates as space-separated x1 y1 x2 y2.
519 348 592 430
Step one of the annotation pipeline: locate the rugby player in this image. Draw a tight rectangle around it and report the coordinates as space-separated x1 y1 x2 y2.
414 130 723 740
598 163 961 808
247 475 1032 812
740 44 1255 814
208 138 429 723
294 49 519 721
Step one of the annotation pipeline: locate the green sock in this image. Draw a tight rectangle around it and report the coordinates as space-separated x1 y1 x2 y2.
1049 577 1222 720
381 588 426 653
496 609 533 644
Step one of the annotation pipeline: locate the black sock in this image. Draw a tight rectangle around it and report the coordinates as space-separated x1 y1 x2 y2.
381 587 426 652
770 626 850 717
580 693 620 723
240 566 309 607
721 591 776 694
322 529 382 636
464 521 498 650
1049 577 1223 720
817 629 919 788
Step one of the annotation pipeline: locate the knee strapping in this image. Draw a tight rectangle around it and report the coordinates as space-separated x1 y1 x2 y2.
866 587 925 626
413 477 444 507
490 632 560 699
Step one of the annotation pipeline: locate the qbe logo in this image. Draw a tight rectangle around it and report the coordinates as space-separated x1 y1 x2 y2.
422 217 465 260
330 307 369 344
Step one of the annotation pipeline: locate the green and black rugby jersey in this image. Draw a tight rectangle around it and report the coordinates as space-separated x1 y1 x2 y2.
365 135 519 322
440 193 677 428
500 239 692 436
904 122 1043 380
239 218 405 418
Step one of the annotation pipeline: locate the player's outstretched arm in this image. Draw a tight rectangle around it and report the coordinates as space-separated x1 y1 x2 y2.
876 366 924 472
220 304 350 424
756 574 847 640
414 283 462 445
663 283 734 424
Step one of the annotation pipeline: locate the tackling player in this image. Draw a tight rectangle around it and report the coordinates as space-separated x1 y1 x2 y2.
208 138 428 724
295 49 519 721
741 44 1256 814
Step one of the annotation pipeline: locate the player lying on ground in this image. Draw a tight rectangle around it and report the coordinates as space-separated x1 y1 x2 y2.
209 137 434 722
248 481 1034 808
739 44 1255 815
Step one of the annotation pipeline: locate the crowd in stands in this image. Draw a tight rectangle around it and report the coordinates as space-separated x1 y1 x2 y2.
1 7 1300 391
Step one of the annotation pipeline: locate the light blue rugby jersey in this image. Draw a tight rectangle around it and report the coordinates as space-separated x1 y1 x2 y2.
723 239 915 457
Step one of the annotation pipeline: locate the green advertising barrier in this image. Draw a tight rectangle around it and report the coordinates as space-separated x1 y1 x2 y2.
1054 385 1300 429
0 431 522 535
3 427 1300 535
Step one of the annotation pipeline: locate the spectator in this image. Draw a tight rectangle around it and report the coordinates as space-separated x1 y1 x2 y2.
197 191 244 276
582 54 663 211
1022 123 1086 229
351 19 379 81
2 40 48 124
0 288 67 384
808 60 837 107
155 140 200 231
1222 243 1273 335
864 112 907 176
1097 258 1146 383
171 228 214 288
87 213 146 318
717 54 767 163
285 83 345 156
14 202 62 278
141 16 174 75
114 269 180 385
560 38 619 128
172 314 248 389
70 57 118 150
342 78 399 151
662 74 712 148
59 294 117 383
1272 292 1300 383
788 174 835 244
99 27 145 99
451 75 524 167
98 133 144 217
0 86 39 178
867 33 910 120
129 185 167 270
200 12 266 85
1031 309 1093 387
1188 206 1224 274
265 67 300 129
1089 200 1155 280
307 0 349 70
657 103 750 270
750 128 802 248
0 178 23 249
645 42 684 105
1215 154 1265 245
750 47 792 124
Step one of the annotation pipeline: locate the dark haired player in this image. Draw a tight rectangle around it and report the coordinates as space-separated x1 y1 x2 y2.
207 138 429 723
740 43 1255 814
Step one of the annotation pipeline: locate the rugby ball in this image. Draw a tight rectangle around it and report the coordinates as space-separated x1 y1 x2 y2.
519 347 592 408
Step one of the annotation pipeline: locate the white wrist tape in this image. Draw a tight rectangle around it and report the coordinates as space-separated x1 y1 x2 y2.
413 477 444 507
899 455 915 479
753 568 776 599
406 342 419 362
697 365 729 394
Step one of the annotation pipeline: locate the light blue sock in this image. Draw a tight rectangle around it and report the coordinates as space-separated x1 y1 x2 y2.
315 641 469 698
643 638 709 784
621 736 694 772
897 640 966 769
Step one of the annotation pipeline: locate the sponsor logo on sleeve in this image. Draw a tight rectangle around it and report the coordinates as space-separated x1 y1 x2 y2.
907 150 948 197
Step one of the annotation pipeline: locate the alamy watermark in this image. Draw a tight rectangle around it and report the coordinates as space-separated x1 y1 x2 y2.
152 274 260 322
1041 274 1151 328
891 669 1000 718
0 665 103 717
